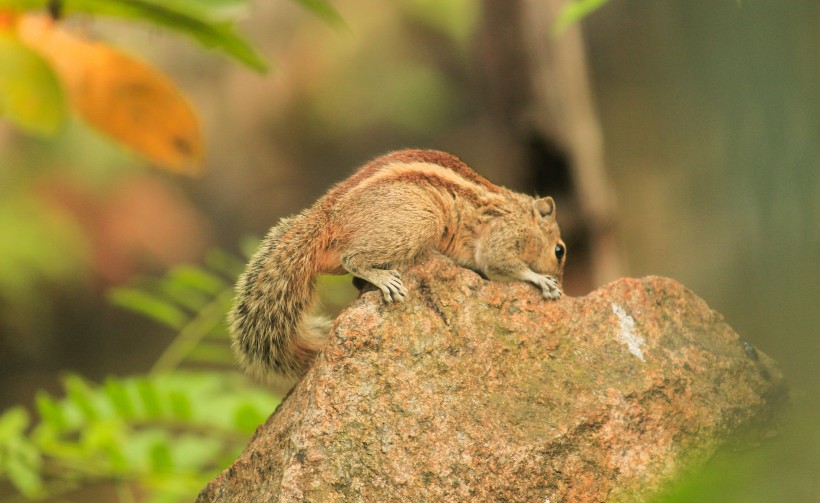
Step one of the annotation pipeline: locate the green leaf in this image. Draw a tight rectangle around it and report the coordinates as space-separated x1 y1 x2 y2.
553 0 610 35
63 0 268 72
4 439 44 498
34 392 68 431
102 439 129 473
154 279 211 313
149 288 236 374
136 378 164 418
0 407 29 442
1 371 279 503
169 434 223 471
169 265 226 296
0 408 44 498
132 0 251 23
0 34 66 135
104 378 137 419
233 403 265 434
167 390 193 420
65 375 98 421
149 438 174 473
81 420 127 470
109 287 188 330
292 0 345 28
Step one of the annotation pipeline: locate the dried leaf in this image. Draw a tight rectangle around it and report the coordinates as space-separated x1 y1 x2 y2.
19 15 204 174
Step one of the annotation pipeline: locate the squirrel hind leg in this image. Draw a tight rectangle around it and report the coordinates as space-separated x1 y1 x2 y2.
341 255 408 303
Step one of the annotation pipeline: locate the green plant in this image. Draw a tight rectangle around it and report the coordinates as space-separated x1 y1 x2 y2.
0 0 342 171
0 245 275 502
108 247 248 374
0 373 278 502
0 238 358 502
0 0 345 71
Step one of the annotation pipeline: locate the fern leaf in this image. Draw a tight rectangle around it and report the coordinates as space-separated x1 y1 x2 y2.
108 287 188 330
169 265 227 295
135 377 164 418
103 378 138 419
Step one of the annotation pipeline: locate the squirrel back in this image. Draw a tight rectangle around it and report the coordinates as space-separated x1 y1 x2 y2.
229 149 566 384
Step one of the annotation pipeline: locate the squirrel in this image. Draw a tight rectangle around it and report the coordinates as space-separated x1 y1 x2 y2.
229 149 567 384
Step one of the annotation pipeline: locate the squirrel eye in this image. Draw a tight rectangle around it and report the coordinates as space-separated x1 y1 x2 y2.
554 243 565 262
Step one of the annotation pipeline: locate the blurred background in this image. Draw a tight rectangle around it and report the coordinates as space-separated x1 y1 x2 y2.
0 0 817 501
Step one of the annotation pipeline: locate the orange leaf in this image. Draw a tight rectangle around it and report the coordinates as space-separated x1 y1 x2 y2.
18 15 203 175
0 11 20 31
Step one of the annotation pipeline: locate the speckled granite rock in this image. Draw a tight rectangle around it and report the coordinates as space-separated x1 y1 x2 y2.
198 254 785 503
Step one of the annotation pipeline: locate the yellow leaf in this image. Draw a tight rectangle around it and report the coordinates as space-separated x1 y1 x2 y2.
18 15 204 175
0 33 66 136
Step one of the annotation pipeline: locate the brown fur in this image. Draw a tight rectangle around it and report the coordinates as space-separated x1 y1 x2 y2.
229 149 566 384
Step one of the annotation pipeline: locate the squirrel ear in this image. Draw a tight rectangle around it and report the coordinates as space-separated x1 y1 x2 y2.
534 197 556 219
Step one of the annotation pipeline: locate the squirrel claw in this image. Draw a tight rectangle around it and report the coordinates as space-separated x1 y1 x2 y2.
519 269 562 300
539 275 562 300
542 285 562 300
539 274 558 298
366 269 408 303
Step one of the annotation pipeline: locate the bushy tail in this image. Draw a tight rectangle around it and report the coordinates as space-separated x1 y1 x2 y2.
228 211 330 383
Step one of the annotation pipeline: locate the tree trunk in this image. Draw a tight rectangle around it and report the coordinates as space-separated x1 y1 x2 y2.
476 0 622 291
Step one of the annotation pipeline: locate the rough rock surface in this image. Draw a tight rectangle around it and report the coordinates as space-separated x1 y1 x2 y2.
199 254 785 502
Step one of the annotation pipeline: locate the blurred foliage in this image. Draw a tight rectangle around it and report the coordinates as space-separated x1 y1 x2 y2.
17 15 205 174
0 0 267 70
0 193 88 312
1 245 254 502
554 0 611 35
292 0 345 29
0 0 349 358
654 409 819 502
0 239 356 501
0 372 278 502
0 8 238 173
0 190 90 355
0 32 65 136
108 248 245 373
401 0 477 44
311 58 466 137
0 0 342 172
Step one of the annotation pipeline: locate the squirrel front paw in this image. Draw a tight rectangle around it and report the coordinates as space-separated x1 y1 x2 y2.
536 274 562 300
517 268 562 300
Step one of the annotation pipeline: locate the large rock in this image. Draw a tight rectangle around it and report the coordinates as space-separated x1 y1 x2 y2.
199 254 785 502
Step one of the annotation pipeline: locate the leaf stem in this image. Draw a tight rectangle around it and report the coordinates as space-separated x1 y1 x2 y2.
150 289 235 375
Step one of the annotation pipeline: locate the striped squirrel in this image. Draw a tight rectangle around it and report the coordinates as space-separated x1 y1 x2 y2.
229 149 567 384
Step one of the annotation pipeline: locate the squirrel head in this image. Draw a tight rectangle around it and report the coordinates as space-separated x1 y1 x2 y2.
529 196 566 281
530 196 567 280
475 195 566 283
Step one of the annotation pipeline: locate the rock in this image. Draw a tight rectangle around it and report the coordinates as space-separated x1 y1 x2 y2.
198 254 785 502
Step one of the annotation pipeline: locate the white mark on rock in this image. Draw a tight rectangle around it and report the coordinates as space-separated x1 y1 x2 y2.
611 303 646 361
